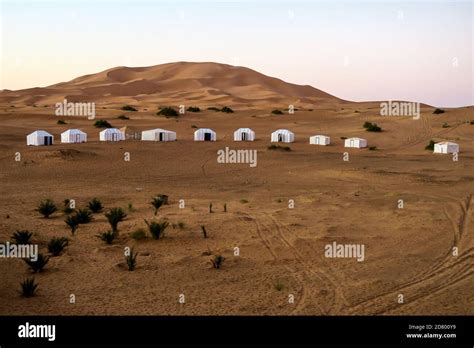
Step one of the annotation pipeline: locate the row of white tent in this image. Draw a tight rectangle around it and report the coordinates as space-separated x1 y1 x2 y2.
26 129 460 153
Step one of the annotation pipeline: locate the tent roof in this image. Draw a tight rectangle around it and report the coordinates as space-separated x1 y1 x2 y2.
28 130 53 137
272 129 294 135
310 134 329 138
142 128 176 133
436 141 458 146
61 129 86 135
347 137 366 141
195 128 216 134
100 128 122 134
235 128 254 132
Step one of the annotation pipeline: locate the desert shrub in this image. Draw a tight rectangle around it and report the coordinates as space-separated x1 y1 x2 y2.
442 122 450 128
121 105 137 112
74 208 92 224
271 109 283 115
65 215 79 235
87 198 103 213
267 144 291 151
150 195 165 215
117 115 129 120
369 146 377 151
177 221 186 229
105 208 127 233
187 106 200 112
363 121 372 129
63 199 74 215
125 248 138 271
224 203 227 212
340 136 347 140
48 237 69 256
207 107 220 112
94 119 112 128
145 219 169 240
364 122 382 132
425 140 436 151
11 230 33 244
201 225 208 238
37 199 58 218
157 107 178 117
191 125 198 128
20 277 38 297
240 199 249 204
57 119 67 125
24 253 49 273
131 228 147 240
98 230 116 244
433 108 445 114
210 255 225 269
470 120 474 125
221 106 234 113
209 203 213 213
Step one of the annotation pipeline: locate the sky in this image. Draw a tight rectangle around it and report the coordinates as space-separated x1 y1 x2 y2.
0 0 472 107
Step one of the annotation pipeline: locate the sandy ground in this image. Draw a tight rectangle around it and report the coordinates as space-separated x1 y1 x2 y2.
0 102 473 315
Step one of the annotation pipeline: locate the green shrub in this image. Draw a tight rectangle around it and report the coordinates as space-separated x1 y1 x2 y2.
150 195 165 215
65 215 79 235
57 119 67 125
221 106 234 113
157 107 178 117
364 122 382 132
121 105 137 112
117 115 129 120
268 144 291 151
145 219 169 240
207 107 220 112
433 108 445 114
105 208 127 233
126 248 138 271
271 109 283 115
11 230 33 244
37 199 58 218
187 106 201 112
74 208 92 224
98 230 116 244
24 253 49 273
48 237 69 256
20 277 38 297
425 140 436 151
87 198 103 213
210 255 225 269
131 228 147 240
94 119 112 128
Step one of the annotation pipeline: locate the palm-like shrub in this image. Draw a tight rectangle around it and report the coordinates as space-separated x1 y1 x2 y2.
11 230 33 244
20 277 38 297
150 195 165 215
87 198 103 213
105 208 127 233
145 219 169 240
24 253 49 273
74 208 92 224
65 215 79 235
126 248 138 271
157 107 178 117
98 230 116 244
210 255 225 269
94 119 112 128
48 237 69 256
37 199 58 218
63 199 74 214
221 106 234 113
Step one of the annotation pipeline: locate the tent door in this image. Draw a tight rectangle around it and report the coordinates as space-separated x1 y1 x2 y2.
242 132 247 141
204 133 212 141
75 134 81 143
159 132 164 141
112 133 117 141
350 139 355 147
44 136 52 146
278 134 283 142
315 137 320 145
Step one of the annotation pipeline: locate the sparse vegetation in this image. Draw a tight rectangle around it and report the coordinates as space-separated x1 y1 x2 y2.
268 144 291 151
187 106 201 112
48 237 69 256
94 119 112 128
65 215 79 235
87 198 103 213
11 230 33 244
37 199 58 218
20 277 38 297
145 219 169 240
369 146 377 151
63 199 74 215
363 121 382 132
121 105 137 112
98 230 116 244
191 125 198 128
224 203 227 212
271 109 283 115
425 140 436 151
157 107 178 117
340 136 347 140
74 208 92 224
105 208 127 233
57 119 67 124
131 228 147 240
433 108 445 114
221 106 234 113
210 255 225 269
201 225 208 238
24 253 49 273
151 195 165 215
209 203 213 213
117 115 129 120
126 248 138 271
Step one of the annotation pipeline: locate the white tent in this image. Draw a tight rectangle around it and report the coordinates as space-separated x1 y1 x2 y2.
142 128 177 142
194 128 216 141
309 135 330 146
271 129 294 143
234 128 255 141
61 129 87 143
99 128 125 142
434 141 459 154
27 130 54 146
344 137 367 148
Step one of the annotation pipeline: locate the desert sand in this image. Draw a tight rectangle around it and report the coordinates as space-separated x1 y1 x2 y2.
0 62 472 315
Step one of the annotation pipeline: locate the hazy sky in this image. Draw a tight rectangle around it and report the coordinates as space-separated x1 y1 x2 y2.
1 0 472 107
